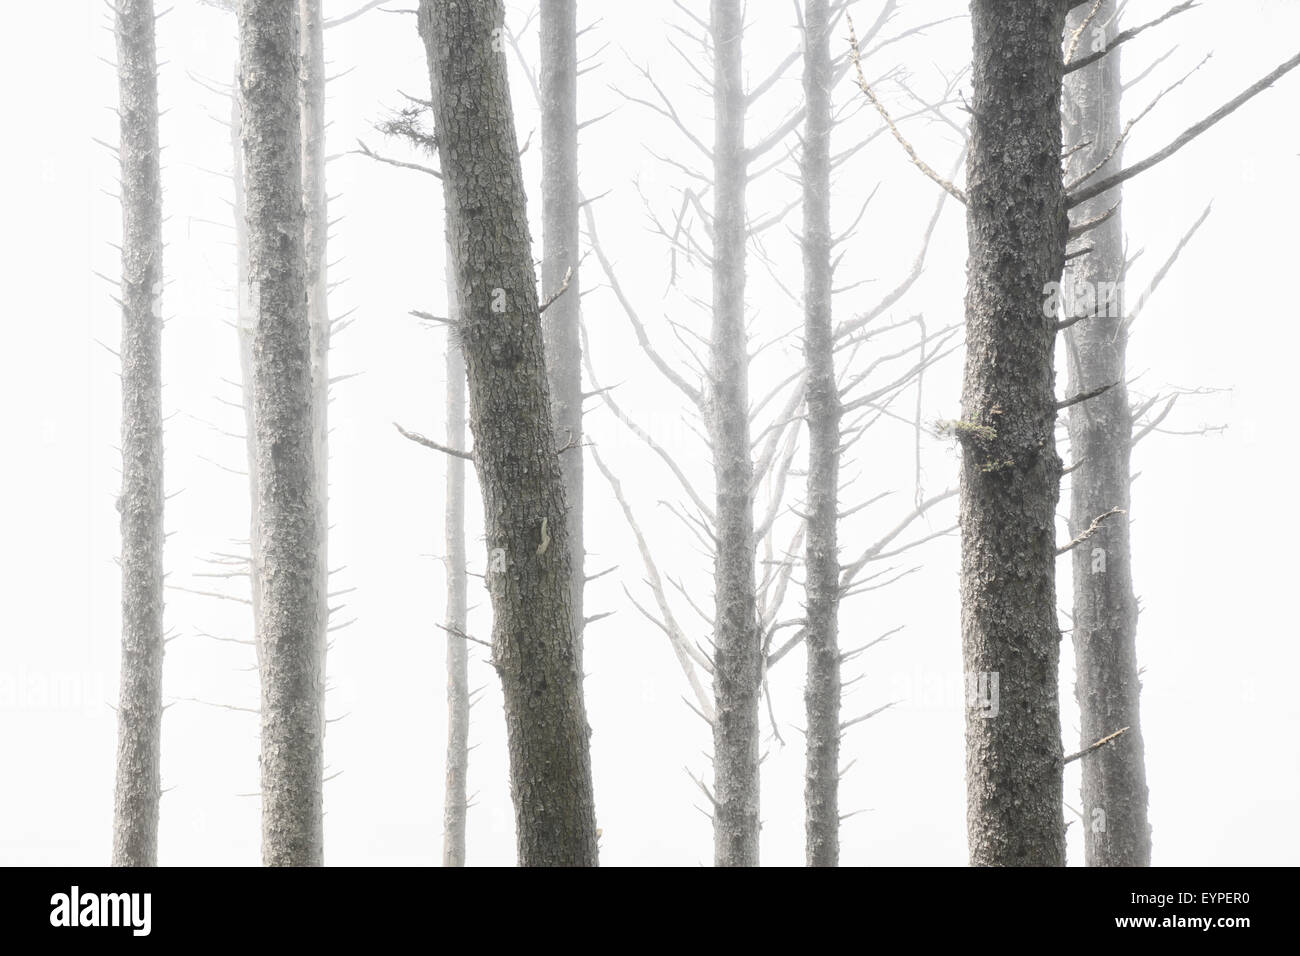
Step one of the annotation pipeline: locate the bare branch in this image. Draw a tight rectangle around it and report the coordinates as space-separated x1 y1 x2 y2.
1064 726 1130 764
1069 50 1300 207
848 14 966 205
1056 507 1125 556
1065 2 1197 75
393 422 472 460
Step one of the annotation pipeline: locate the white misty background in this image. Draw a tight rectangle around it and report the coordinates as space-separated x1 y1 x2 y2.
0 0 1296 865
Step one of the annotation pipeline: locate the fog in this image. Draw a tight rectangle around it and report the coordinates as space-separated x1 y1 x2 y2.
2 0 1297 866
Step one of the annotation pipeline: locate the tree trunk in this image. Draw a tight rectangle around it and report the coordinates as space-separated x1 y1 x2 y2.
800 0 841 869
1062 1 1151 867
237 0 325 867
442 253 470 867
232 76 262 650
708 0 760 868
417 0 599 867
960 0 1068 867
111 0 165 868
540 0 584 651
299 0 331 805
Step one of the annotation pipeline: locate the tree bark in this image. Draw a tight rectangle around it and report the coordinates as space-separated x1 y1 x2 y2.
417 0 599 867
111 0 165 868
237 0 325 867
800 0 841 869
299 0 331 809
709 0 761 868
442 253 470 867
960 0 1068 867
232 76 262 653
540 0 584 652
1062 1 1151 867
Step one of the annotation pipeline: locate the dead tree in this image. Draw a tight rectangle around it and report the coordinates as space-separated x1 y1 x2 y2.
300 1 331 805
441 256 471 867
416 0 599 866
853 0 1300 866
706 0 762 869
540 0 586 650
587 0 957 866
958 0 1072 866
1061 0 1149 868
111 0 166 868
237 0 325 866
360 88 476 866
1056 0 1300 866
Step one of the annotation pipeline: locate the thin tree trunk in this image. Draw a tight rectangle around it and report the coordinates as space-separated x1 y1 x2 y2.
540 0 584 651
1062 1 1150 867
417 0 599 867
299 0 330 809
232 78 262 646
960 0 1068 867
709 0 760 868
442 253 470 867
111 0 165 868
800 0 841 869
237 0 325 867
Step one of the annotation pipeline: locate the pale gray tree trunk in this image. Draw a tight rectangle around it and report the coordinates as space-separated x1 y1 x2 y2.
417 0 599 866
232 80 262 642
442 254 470 868
111 0 165 868
800 0 841 869
540 0 584 651
708 0 760 868
300 0 330 785
1062 1 1150 867
960 0 1068 866
237 0 325 867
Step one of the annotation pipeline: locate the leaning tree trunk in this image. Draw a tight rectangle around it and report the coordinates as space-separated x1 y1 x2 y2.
1062 1 1150 867
540 0 584 652
959 0 1068 867
111 0 165 868
237 0 325 867
709 0 760 868
417 0 599 867
442 254 470 867
800 0 842 869
299 0 330 800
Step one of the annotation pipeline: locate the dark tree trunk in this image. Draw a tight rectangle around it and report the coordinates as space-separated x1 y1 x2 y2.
1062 1 1151 867
540 0 584 651
960 0 1068 867
417 0 599 867
111 0 165 868
709 0 760 868
800 0 841 869
442 254 470 867
237 0 325 867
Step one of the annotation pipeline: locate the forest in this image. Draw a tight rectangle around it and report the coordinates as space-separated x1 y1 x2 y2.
3 0 1298 869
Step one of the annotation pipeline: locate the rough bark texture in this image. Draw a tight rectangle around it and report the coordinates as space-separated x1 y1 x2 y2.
540 0 584 652
232 78 263 649
299 0 331 822
238 0 325 867
417 0 599 867
1062 2 1151 867
442 254 470 867
112 0 165 868
800 0 841 869
709 0 760 868
960 0 1068 867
